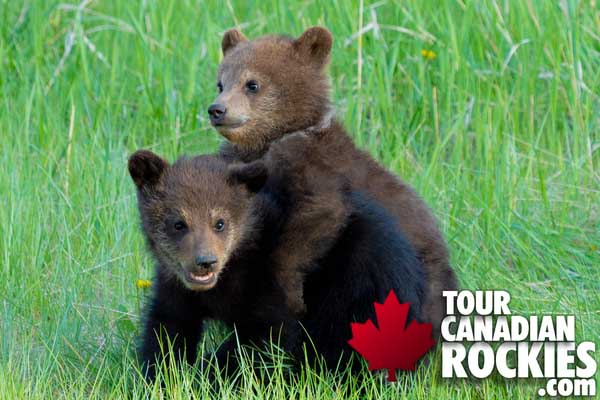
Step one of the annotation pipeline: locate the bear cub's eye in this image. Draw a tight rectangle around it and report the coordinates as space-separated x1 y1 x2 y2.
214 219 225 232
217 81 223 93
245 80 259 93
174 221 187 231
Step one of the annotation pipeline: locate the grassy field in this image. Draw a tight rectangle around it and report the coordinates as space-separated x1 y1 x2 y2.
1 0 599 398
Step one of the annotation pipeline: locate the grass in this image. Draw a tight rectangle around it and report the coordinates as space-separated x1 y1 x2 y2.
1 0 599 398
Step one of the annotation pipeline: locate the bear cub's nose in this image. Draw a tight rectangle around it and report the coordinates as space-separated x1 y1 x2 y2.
208 103 227 124
196 254 218 269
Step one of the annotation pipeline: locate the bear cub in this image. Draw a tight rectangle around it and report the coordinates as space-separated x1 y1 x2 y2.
129 148 426 379
209 26 458 337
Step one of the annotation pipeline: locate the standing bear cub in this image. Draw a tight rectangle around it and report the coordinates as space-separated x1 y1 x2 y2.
129 149 426 380
209 27 458 337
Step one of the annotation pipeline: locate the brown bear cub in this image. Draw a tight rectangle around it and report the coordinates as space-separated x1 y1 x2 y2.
129 149 426 379
209 26 458 337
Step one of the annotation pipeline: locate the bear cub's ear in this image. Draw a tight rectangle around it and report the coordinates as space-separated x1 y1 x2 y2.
128 150 169 189
222 29 248 55
227 161 268 193
293 26 333 67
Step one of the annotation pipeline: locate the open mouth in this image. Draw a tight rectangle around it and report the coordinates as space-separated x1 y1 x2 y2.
186 270 217 286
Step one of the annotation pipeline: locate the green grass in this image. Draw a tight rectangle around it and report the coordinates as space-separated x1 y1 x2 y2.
1 0 599 398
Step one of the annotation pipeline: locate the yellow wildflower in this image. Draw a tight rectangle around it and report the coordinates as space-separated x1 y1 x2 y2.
421 49 436 61
136 279 152 289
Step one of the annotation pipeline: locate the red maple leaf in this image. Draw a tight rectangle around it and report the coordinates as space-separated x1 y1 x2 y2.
347 290 435 382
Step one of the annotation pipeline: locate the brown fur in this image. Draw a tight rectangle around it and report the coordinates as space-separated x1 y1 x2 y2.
131 147 349 315
239 133 351 314
211 27 331 151
129 151 257 292
210 27 458 337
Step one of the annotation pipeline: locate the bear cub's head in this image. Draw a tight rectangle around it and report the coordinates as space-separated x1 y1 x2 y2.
128 150 267 291
208 27 333 151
